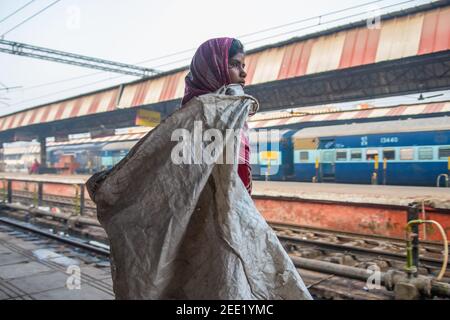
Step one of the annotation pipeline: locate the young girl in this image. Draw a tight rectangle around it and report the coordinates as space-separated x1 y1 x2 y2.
181 37 253 194
87 37 312 300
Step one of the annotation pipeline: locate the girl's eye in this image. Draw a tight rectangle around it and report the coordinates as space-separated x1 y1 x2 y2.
228 61 246 70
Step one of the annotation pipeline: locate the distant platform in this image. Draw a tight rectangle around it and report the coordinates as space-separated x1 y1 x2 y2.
1 172 449 210
253 181 450 210
0 173 89 185
252 181 450 241
1 172 449 241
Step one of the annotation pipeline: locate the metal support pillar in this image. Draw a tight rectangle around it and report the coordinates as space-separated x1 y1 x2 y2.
39 136 46 173
37 182 43 206
79 184 85 216
7 180 12 203
407 203 420 273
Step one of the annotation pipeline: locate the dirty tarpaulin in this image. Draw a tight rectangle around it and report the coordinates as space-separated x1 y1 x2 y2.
86 85 312 300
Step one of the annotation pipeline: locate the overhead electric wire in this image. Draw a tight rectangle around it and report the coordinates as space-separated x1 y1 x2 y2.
0 0 36 25
237 0 384 39
134 0 387 65
6 54 220 107
245 0 417 45
139 0 418 65
13 71 108 91
4 74 126 107
0 86 22 91
1 0 62 37
7 0 391 94
5 54 195 107
5 0 422 110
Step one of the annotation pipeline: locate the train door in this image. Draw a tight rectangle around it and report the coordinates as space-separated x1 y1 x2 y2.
281 136 294 180
320 139 335 182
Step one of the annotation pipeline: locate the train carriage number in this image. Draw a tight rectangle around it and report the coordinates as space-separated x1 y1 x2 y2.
380 137 399 143
360 136 368 146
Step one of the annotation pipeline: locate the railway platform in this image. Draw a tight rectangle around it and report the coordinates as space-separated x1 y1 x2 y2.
253 181 450 209
1 174 450 300
1 172 449 207
0 173 449 240
0 218 113 300
252 181 450 241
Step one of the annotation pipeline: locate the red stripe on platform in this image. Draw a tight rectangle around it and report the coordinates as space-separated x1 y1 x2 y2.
386 106 407 116
422 102 444 114
352 109 373 119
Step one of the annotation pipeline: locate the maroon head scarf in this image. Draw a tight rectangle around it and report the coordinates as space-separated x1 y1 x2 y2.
181 37 253 194
181 37 234 106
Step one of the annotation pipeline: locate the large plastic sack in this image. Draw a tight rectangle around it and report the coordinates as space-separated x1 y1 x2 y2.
86 85 312 300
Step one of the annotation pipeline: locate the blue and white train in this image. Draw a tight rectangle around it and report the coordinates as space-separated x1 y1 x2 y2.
3 115 449 186
250 116 450 186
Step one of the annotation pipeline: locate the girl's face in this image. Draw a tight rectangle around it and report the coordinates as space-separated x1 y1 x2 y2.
228 52 247 87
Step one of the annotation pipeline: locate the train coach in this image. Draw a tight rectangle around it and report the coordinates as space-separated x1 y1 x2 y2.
47 140 137 173
251 116 450 187
249 129 295 180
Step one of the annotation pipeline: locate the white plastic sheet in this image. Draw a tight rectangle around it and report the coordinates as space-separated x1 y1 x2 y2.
86 86 312 300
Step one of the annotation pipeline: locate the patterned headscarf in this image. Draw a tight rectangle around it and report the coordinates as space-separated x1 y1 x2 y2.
181 37 253 194
181 37 234 106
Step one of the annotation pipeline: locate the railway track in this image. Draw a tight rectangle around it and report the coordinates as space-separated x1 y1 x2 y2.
1 192 449 299
4 192 450 278
272 222 450 280
5 191 450 270
0 217 113 300
0 216 394 300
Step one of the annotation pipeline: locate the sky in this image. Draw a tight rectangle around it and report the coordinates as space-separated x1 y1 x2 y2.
0 0 447 117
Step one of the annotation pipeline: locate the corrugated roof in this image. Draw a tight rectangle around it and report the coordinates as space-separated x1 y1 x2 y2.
292 115 450 139
0 4 448 132
248 101 450 128
49 131 150 146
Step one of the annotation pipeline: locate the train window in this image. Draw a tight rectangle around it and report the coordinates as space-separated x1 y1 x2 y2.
5 154 21 160
336 150 347 161
322 151 334 162
299 151 309 162
418 147 433 160
400 148 414 160
350 150 362 160
383 149 395 160
366 149 378 160
438 147 450 160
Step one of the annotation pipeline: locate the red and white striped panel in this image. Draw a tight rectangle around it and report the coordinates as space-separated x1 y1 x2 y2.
1 5 449 133
48 131 149 147
119 70 188 109
0 88 119 131
248 101 450 128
